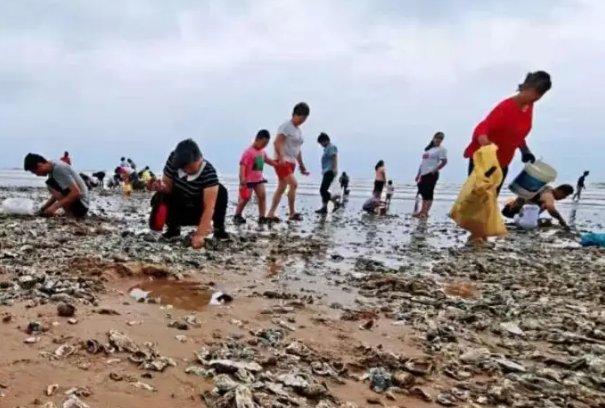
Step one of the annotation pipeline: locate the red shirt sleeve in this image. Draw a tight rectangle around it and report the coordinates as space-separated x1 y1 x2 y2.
239 150 251 166
472 100 508 141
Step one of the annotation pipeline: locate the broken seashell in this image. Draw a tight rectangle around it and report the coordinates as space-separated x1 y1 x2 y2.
234 385 256 408
62 396 89 408
404 358 433 376
107 330 139 353
128 350 150 364
131 381 156 392
392 371 415 388
213 374 238 394
84 339 101 354
46 384 59 396
54 345 76 358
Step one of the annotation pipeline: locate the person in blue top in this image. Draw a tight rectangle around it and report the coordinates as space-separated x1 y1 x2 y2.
316 133 341 214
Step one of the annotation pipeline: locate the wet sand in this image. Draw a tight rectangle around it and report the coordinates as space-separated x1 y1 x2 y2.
1 187 605 407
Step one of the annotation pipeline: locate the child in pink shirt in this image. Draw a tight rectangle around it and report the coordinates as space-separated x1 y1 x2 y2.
234 129 276 224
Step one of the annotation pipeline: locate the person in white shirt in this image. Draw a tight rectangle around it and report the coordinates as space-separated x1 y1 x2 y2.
414 132 448 218
266 103 310 222
515 203 540 229
386 180 395 209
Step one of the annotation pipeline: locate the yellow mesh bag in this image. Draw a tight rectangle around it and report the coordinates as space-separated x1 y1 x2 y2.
449 145 507 238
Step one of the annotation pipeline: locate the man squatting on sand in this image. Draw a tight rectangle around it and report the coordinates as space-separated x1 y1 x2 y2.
24 153 90 218
148 139 229 249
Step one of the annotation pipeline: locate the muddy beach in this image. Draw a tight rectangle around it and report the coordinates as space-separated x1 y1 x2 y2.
1 187 605 408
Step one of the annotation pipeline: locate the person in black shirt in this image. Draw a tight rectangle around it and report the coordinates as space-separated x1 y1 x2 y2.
92 171 106 189
148 139 229 248
573 171 589 201
339 172 350 195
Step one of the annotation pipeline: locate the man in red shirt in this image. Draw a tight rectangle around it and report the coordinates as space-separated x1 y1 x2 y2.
60 151 71 165
464 71 552 194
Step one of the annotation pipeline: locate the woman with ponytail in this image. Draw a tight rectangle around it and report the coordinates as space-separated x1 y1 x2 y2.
414 132 447 218
463 71 552 194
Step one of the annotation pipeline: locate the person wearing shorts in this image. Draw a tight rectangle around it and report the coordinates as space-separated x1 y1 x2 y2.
414 132 447 219
315 132 341 214
23 153 90 218
234 129 276 225
373 160 386 198
266 102 310 222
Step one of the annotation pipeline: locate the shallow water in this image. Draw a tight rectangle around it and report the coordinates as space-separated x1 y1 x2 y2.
128 279 229 311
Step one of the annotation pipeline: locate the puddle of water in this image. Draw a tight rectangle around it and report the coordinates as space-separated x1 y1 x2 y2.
128 279 232 311
443 281 479 299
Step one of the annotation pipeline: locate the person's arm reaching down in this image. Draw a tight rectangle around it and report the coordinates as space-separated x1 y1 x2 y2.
518 140 535 163
331 148 338 175
193 185 218 244
274 134 286 164
542 194 569 229
473 103 506 146
297 151 309 175
238 164 247 187
264 152 276 167
39 197 57 214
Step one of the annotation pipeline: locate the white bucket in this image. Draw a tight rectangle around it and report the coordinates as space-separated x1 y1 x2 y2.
509 160 557 199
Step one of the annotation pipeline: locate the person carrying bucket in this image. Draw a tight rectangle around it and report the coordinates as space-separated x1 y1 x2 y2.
463 71 552 194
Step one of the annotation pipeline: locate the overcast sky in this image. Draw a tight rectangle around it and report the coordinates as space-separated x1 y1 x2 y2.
1 0 604 182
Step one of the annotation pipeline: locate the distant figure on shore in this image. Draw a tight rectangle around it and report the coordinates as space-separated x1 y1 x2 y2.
464 71 552 195
385 180 395 209
60 151 71 165
120 157 127 168
122 169 132 201
339 172 350 195
502 184 573 229
234 129 276 225
266 102 310 223
92 171 106 189
414 132 448 219
138 167 152 184
23 153 89 218
79 173 97 190
148 139 229 248
127 158 137 171
316 132 341 214
573 171 589 201
373 160 386 199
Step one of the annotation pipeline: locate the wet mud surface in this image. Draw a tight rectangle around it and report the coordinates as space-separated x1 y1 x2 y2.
0 187 604 408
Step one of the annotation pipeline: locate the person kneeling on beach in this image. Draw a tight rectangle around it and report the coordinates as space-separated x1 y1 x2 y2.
148 139 229 249
23 153 89 218
502 184 574 229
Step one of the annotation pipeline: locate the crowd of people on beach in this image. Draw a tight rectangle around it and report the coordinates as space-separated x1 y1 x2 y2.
20 70 591 248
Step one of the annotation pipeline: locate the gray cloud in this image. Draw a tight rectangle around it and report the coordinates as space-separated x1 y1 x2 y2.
0 0 603 181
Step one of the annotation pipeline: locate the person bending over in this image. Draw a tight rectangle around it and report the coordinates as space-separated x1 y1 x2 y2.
339 172 350 195
92 171 106 189
266 102 310 222
148 139 229 249
502 184 574 229
464 71 552 194
24 153 89 218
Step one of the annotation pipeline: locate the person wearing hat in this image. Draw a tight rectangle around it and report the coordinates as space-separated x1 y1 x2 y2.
148 139 229 248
